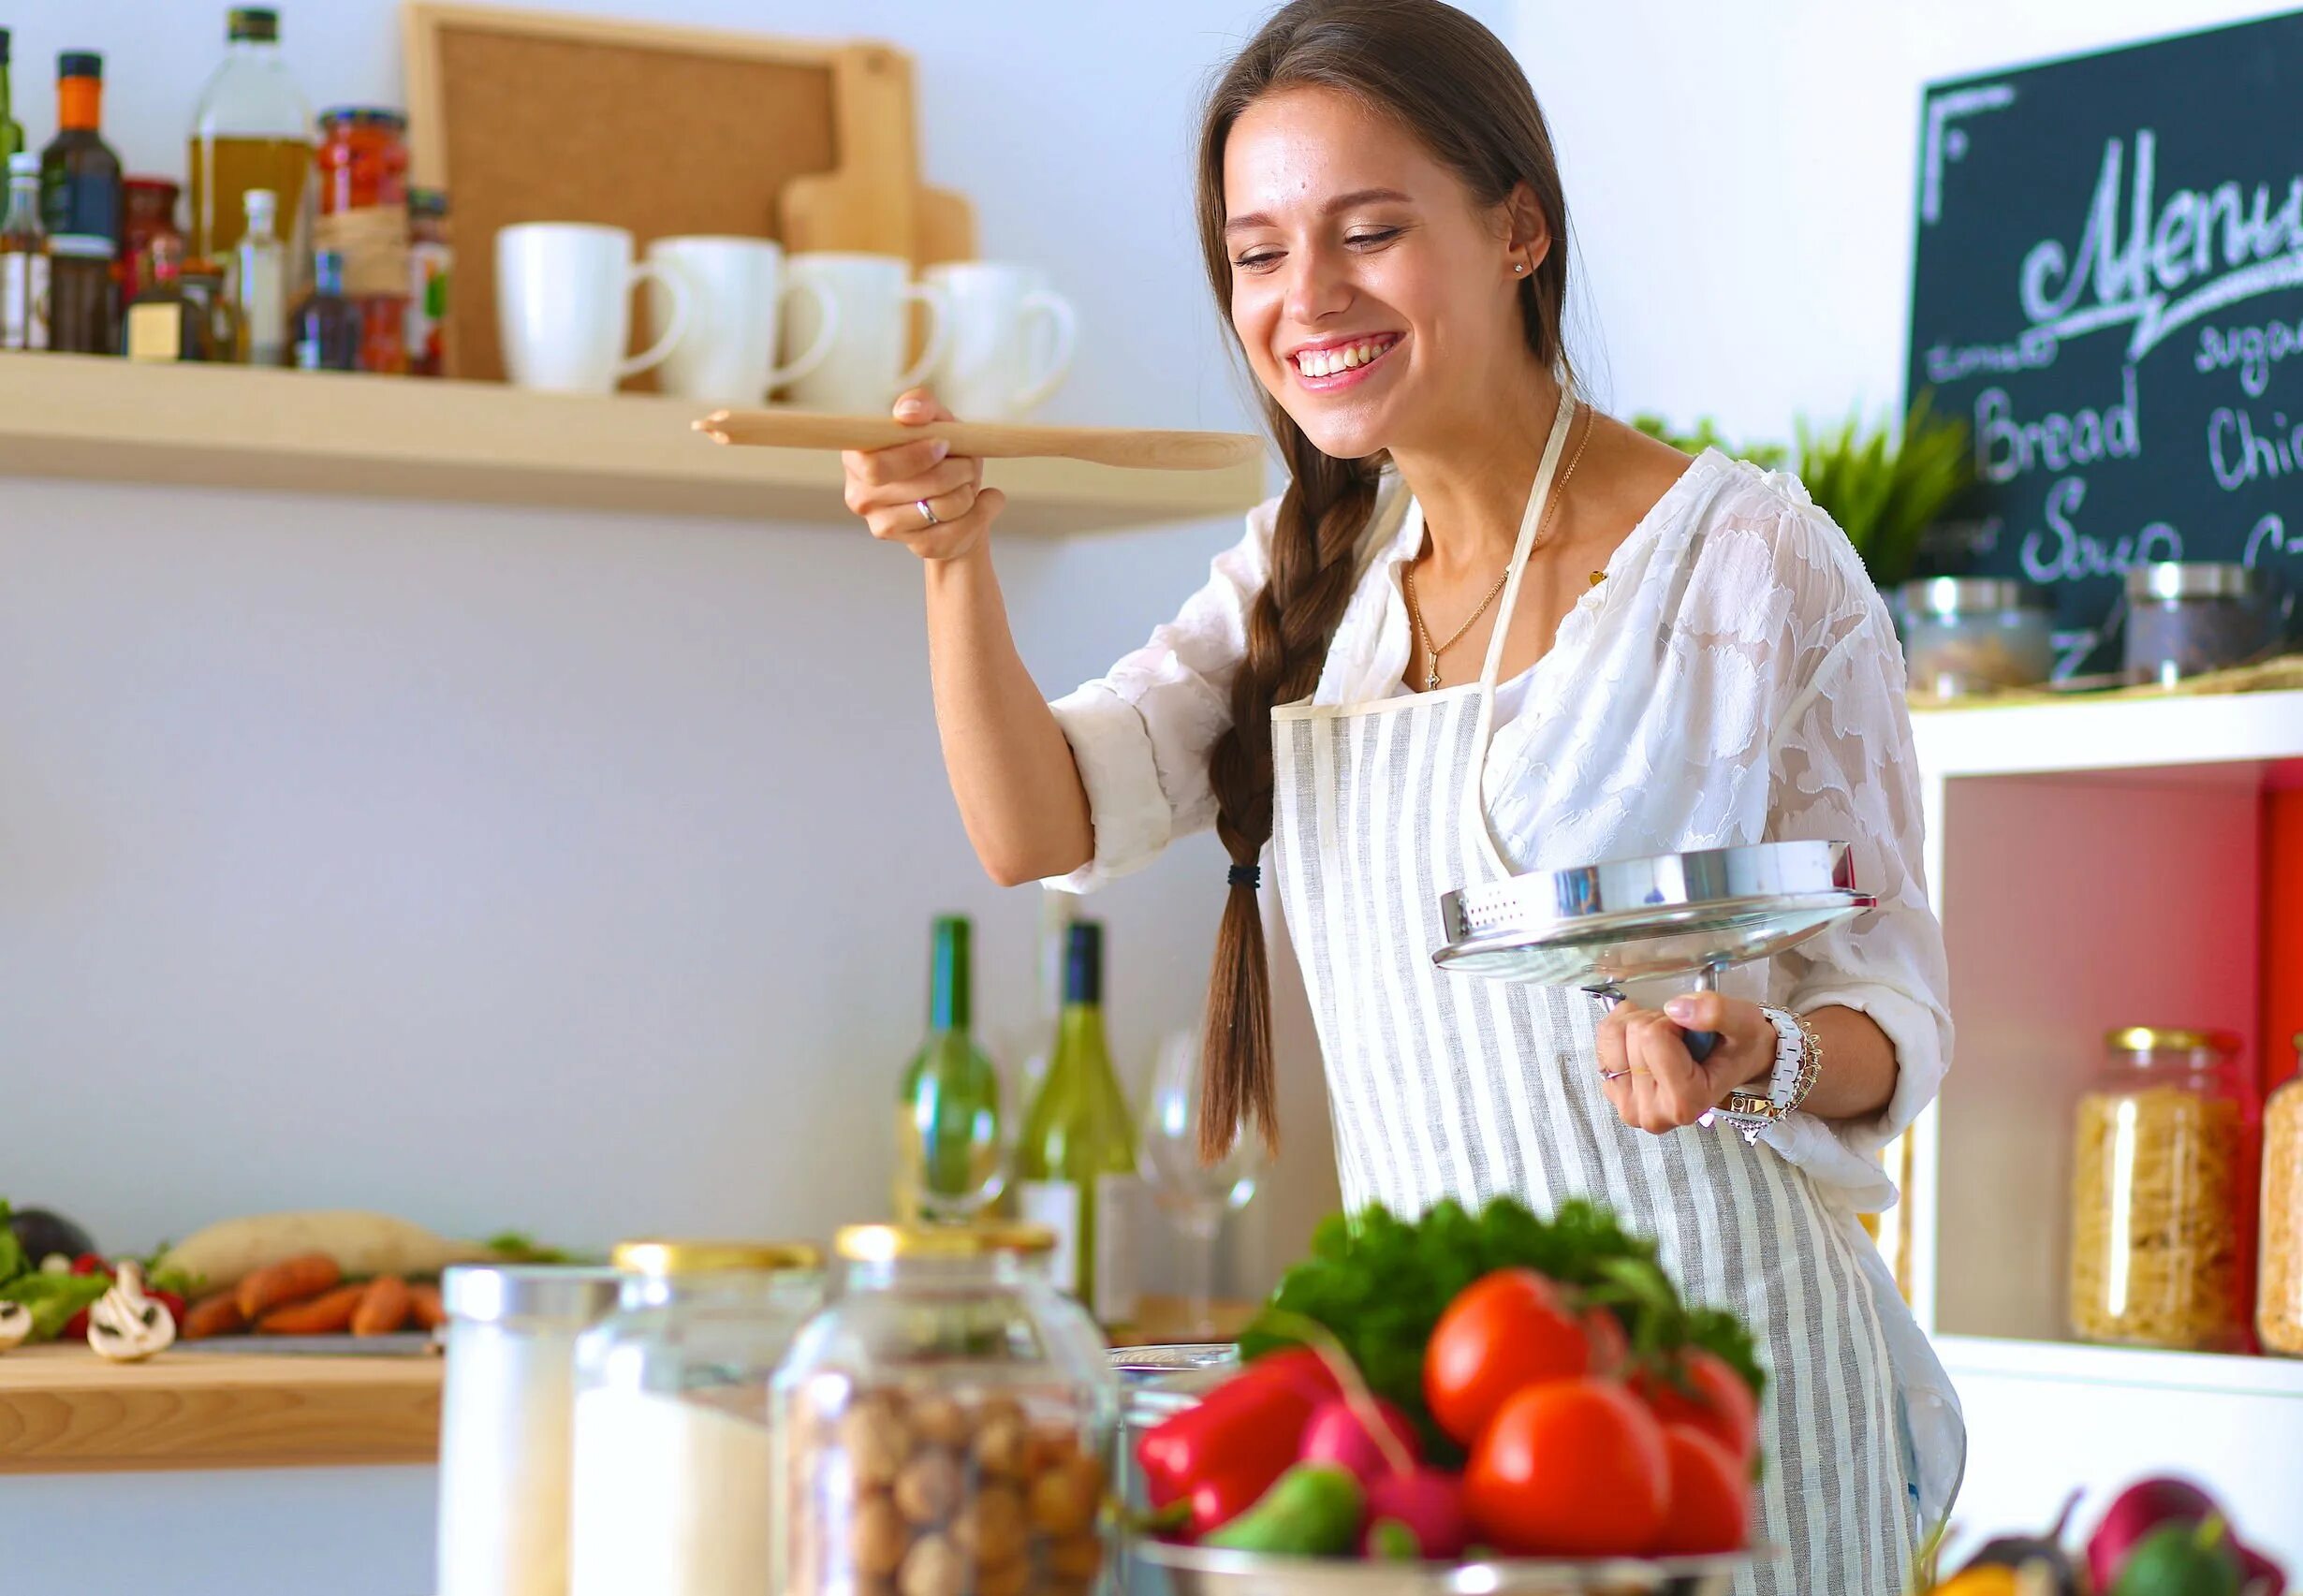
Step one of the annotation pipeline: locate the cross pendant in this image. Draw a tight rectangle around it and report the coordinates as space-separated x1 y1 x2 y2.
1424 661 1442 692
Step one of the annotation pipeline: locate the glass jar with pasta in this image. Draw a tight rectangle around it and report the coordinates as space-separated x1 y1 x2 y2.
2262 1053 2303 1355
2069 1027 2246 1351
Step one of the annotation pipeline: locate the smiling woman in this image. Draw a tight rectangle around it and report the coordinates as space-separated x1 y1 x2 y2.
837 4 1961 1589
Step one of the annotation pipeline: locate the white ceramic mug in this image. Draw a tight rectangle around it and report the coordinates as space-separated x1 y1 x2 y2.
644 235 840 403
924 262 1078 421
495 222 690 394
778 252 949 414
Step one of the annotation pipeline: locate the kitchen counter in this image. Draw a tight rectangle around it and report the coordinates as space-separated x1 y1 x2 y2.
0 1294 1254 1474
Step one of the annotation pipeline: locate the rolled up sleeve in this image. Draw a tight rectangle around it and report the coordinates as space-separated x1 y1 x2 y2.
1043 495 1281 894
1758 602 1954 1211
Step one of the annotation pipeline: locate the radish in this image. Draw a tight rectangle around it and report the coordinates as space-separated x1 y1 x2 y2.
1361 1467 1470 1560
2240 1542 2287 1596
1300 1396 1422 1486
2088 1478 2221 1592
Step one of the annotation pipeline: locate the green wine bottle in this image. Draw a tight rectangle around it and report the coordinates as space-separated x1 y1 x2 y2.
1015 921 1140 1323
894 915 1004 1223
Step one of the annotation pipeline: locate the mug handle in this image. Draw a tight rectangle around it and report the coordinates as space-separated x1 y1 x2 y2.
768 277 841 389
618 260 692 379
1008 289 1078 417
895 281 951 392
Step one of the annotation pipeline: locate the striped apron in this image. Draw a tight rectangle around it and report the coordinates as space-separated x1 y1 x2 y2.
1268 399 1914 1594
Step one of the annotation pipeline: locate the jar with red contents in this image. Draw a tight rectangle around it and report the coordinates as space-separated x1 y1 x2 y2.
121 177 184 306
314 106 409 373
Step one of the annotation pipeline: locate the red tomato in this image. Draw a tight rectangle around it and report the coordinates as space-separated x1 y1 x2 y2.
1651 1425 1750 1555
63 1308 92 1340
149 1289 187 1328
1634 1350 1760 1465
1582 1306 1630 1377
1465 1377 1668 1556
1424 1268 1590 1444
69 1253 108 1276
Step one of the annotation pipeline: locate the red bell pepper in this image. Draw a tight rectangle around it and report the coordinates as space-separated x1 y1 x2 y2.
1137 1347 1342 1509
1186 1466 1279 1538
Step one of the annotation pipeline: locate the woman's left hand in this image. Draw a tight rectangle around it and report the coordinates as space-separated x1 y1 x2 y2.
1593 991 1776 1135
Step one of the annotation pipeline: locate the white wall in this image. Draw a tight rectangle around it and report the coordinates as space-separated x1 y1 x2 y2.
1 0 1560 1585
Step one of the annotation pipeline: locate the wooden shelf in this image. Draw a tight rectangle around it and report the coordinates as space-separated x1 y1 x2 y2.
0 353 1269 535
1912 687 2303 779
0 1344 440 1475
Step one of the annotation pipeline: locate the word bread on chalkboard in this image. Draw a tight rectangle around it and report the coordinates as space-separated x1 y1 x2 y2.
1906 9 2303 676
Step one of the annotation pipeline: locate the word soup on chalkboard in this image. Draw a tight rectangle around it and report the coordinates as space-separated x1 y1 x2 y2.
1907 10 2303 675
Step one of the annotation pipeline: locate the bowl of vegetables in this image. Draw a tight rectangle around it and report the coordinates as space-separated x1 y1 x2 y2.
1122 1198 1780 1595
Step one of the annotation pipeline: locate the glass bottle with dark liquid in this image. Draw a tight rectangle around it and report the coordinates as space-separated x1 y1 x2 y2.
40 51 122 355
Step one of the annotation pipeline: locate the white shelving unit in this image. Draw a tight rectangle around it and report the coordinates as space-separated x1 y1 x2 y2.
1909 690 2303 1556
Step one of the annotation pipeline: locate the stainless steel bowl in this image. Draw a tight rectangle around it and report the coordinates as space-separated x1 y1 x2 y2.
1131 1541 1776 1596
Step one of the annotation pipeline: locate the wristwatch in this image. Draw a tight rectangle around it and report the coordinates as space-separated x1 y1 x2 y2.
1709 1007 1821 1144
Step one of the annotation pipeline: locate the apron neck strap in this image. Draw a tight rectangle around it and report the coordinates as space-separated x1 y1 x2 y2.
1475 392 1578 690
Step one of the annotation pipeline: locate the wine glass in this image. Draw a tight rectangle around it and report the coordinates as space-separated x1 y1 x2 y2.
1137 1029 1265 1339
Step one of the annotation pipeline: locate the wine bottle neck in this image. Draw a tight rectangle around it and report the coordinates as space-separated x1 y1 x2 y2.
928 918 971 1034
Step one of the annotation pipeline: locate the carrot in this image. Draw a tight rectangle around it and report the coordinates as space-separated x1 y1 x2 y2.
182 1290 248 1340
408 1282 447 1331
256 1282 367 1334
237 1252 342 1321
353 1275 411 1337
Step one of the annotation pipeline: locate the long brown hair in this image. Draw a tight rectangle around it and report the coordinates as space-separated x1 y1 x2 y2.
1194 0 1576 1159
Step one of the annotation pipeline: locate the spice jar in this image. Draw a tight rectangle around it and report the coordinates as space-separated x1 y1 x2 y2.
1895 577 2056 698
121 176 183 306
314 106 410 373
774 1223 1119 1596
406 187 451 376
436 1265 622 1596
2262 1052 2303 1355
2069 1028 2246 1351
569 1240 827 1596
2123 564 2270 686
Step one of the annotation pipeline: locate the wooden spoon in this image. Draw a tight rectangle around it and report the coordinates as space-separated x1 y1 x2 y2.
694 409 1262 473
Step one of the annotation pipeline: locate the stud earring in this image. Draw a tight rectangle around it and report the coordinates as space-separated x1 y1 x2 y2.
1513 261 1528 274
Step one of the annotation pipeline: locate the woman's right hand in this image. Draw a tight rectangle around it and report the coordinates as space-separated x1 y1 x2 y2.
842 388 1006 563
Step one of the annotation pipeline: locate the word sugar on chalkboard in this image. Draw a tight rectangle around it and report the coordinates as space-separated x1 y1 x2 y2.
1907 9 2303 673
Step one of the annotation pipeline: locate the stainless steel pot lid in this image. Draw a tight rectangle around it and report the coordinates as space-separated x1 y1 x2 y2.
1432 841 1873 985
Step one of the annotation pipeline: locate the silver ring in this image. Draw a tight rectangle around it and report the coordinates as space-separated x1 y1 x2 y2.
916 498 941 528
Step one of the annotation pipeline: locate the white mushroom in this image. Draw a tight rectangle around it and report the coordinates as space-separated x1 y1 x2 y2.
0 1302 32 1352
87 1261 176 1363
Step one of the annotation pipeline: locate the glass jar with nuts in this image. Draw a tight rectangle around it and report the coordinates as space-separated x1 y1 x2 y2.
773 1223 1120 1596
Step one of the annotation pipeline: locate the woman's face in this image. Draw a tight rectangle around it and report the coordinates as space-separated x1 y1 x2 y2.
1223 85 1540 461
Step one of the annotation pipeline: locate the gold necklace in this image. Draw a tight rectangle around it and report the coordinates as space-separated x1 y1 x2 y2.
1405 404 1593 692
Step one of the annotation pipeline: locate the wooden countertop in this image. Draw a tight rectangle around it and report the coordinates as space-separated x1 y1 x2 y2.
0 1344 442 1475
0 1295 1254 1474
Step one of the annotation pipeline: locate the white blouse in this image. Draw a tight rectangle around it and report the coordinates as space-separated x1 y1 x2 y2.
1044 448 1954 1210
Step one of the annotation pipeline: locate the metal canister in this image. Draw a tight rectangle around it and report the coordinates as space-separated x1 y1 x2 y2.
2123 563 2268 686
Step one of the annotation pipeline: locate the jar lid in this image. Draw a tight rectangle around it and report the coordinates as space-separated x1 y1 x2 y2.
440 1264 622 1325
317 106 410 131
1897 577 2041 617
59 51 102 81
409 187 449 217
835 1223 1057 1262
2125 563 2256 601
125 176 182 196
610 1239 823 1276
2105 1026 2242 1055
227 8 280 43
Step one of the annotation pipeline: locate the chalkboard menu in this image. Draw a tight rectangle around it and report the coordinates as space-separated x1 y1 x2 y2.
1906 10 2303 674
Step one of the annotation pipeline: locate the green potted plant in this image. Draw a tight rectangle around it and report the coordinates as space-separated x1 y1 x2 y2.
1793 393 1972 591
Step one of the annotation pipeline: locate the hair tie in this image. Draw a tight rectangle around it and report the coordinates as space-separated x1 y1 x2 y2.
1227 863 1262 890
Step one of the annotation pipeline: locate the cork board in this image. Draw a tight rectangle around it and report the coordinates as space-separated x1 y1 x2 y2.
403 5 894 386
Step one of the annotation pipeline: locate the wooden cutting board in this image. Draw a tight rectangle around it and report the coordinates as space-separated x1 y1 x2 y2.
778 43 975 269
696 409 1262 473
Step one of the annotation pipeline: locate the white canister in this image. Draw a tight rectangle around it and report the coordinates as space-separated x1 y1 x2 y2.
436 1265 623 1596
